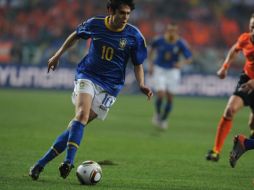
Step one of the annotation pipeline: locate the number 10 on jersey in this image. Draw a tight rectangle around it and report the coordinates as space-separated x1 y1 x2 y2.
101 46 114 61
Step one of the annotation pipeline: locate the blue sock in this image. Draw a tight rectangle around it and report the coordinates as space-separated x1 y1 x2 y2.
161 102 172 120
37 130 69 167
65 120 85 165
244 138 254 150
155 98 162 115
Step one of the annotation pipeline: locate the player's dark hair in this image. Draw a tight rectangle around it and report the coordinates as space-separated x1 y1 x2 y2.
252 13 254 18
107 0 135 12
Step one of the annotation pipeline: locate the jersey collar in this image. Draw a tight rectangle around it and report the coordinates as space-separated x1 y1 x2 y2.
104 16 126 32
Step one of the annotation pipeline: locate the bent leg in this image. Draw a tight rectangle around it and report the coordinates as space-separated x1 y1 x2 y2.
37 130 70 167
161 91 173 121
213 95 244 153
65 93 93 165
155 90 165 116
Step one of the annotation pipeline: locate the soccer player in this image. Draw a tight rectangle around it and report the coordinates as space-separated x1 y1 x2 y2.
29 0 153 180
148 23 192 129
206 13 254 162
229 79 254 167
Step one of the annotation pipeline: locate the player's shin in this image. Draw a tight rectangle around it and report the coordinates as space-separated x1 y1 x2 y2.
161 101 172 121
65 120 85 165
37 130 70 167
155 97 162 115
214 117 232 153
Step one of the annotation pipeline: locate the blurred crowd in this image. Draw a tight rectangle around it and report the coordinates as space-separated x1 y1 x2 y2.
0 0 253 73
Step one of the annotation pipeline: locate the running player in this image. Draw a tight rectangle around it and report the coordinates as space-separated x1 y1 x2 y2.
148 23 192 129
206 13 254 162
29 0 153 180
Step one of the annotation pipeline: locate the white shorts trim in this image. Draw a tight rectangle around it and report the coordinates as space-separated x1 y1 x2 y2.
152 66 181 93
71 79 116 120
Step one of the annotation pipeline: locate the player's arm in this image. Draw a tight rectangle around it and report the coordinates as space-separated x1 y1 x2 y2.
175 40 192 68
175 56 192 68
217 43 239 79
48 31 80 73
134 64 153 100
147 46 156 76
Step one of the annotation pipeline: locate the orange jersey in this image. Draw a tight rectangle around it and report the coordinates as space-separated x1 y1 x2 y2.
236 33 254 79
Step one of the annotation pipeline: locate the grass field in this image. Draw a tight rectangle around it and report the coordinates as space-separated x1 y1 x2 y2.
0 89 253 190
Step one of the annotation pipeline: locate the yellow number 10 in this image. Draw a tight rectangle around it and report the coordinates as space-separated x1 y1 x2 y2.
101 46 114 61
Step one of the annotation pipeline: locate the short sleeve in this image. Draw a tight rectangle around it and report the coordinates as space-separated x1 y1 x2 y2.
131 33 147 65
76 18 93 40
235 33 249 51
179 40 192 58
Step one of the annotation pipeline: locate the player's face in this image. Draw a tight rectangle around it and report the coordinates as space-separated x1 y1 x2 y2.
111 5 131 29
165 25 178 41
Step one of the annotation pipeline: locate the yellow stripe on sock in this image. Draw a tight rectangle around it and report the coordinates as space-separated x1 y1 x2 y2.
67 142 79 149
51 146 60 155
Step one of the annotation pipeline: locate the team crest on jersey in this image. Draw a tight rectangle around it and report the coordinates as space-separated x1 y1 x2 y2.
165 52 171 60
119 38 127 50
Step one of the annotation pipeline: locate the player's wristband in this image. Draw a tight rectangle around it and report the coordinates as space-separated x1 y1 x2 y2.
222 63 229 69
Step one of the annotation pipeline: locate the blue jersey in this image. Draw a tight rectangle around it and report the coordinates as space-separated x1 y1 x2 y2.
151 37 192 69
75 16 147 96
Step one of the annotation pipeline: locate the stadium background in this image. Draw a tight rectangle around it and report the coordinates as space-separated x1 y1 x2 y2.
1 1 254 190
0 0 253 96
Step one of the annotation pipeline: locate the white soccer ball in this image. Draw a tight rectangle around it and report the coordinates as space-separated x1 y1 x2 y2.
76 160 102 185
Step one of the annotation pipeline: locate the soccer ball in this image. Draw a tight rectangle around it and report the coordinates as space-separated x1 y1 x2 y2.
76 160 102 185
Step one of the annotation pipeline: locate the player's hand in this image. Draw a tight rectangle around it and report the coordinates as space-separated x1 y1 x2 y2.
140 85 153 100
239 80 254 94
47 55 60 73
174 62 182 69
217 67 227 79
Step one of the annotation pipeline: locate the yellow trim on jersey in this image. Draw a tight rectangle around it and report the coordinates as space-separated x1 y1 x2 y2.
93 16 105 20
51 146 60 155
92 16 146 47
67 142 79 149
126 23 147 47
104 16 126 32
142 36 147 48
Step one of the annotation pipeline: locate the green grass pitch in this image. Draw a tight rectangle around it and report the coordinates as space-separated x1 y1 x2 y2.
0 89 253 190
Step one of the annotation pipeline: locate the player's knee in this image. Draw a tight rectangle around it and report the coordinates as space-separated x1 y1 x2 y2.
224 107 237 119
157 91 165 98
75 110 89 125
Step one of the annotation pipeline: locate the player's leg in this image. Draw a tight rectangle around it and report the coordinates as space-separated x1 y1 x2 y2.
159 68 179 129
153 90 164 125
152 66 165 127
59 92 94 179
160 91 173 129
206 95 244 161
29 130 69 179
29 80 94 180
229 133 254 168
229 134 247 168
59 80 116 179
29 119 74 180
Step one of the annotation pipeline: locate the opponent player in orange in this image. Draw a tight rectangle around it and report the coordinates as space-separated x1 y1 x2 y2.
229 78 254 167
206 13 254 162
